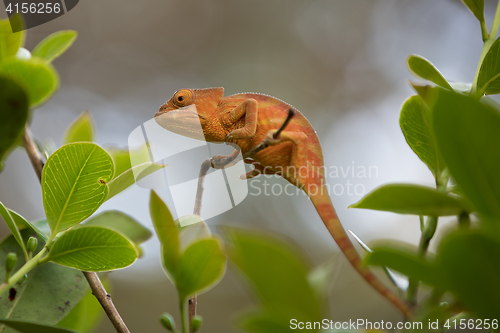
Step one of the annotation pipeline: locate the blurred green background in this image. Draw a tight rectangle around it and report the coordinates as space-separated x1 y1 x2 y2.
0 0 497 332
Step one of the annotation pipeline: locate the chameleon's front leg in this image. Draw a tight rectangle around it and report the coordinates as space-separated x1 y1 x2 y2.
224 99 258 140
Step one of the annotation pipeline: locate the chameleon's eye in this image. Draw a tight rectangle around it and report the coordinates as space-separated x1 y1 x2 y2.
172 89 193 107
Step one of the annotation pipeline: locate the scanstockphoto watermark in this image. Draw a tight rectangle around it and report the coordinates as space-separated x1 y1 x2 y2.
248 161 379 197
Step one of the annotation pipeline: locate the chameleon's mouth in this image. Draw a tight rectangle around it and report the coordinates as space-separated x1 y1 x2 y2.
154 105 206 141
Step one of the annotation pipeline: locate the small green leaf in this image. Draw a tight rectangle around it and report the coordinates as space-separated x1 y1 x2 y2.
477 37 500 96
438 230 500 319
239 313 293 333
0 320 78 333
57 277 109 333
0 58 58 107
31 30 77 63
106 162 165 200
179 219 210 250
461 0 484 23
0 231 87 333
0 76 29 165
407 55 453 90
84 210 152 245
178 215 203 228
366 246 444 289
431 88 500 223
48 226 137 271
176 238 226 301
0 16 25 62
107 148 132 177
349 183 471 216
400 95 444 177
149 191 180 282
0 201 27 258
229 230 322 322
42 143 114 234
62 110 95 144
11 213 50 242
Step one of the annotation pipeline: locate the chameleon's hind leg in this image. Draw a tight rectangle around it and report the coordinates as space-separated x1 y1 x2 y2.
241 159 278 179
223 99 258 140
264 130 309 184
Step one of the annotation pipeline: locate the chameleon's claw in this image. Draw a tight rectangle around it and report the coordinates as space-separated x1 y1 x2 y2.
265 130 282 145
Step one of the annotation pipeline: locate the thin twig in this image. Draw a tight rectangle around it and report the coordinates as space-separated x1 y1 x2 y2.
188 109 296 332
21 126 131 333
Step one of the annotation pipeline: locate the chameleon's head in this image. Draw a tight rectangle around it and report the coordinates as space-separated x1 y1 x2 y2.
155 87 224 140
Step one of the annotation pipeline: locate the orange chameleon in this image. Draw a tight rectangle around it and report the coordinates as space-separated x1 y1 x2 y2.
155 87 412 318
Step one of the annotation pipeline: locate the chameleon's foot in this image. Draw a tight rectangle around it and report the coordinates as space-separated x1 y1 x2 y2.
264 130 282 145
210 154 241 169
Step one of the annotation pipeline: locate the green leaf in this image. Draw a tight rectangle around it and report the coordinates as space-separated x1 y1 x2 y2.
149 191 180 282
239 313 293 333
179 218 210 250
0 58 58 107
437 230 500 318
349 183 471 216
107 148 132 177
84 210 152 245
48 226 137 271
0 202 27 258
400 95 444 177
42 143 114 234
0 76 28 165
176 238 226 301
0 231 87 333
229 231 322 322
31 31 77 63
62 110 95 144
407 55 453 90
431 88 500 223
0 16 25 62
477 37 500 96
106 162 165 200
0 320 77 333
366 246 444 289
9 211 49 242
461 0 484 22
57 277 109 333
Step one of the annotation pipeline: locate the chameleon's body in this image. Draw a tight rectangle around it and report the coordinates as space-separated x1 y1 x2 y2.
155 87 411 317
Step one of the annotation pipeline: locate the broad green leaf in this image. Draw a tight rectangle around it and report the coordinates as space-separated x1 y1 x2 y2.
0 320 77 333
0 231 87 333
239 313 294 333
84 210 151 245
477 37 500 95
149 191 180 282
0 16 24 62
0 76 28 165
366 246 444 289
400 95 444 177
431 88 500 223
42 143 114 234
437 230 500 318
407 55 453 90
0 202 27 257
48 226 137 271
176 238 226 301
349 183 470 216
461 0 484 23
106 162 165 200
31 31 77 63
0 58 58 107
229 231 322 322
57 277 109 333
62 110 95 144
107 148 132 177
10 212 49 242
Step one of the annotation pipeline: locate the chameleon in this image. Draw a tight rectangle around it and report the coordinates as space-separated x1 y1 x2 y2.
154 87 412 317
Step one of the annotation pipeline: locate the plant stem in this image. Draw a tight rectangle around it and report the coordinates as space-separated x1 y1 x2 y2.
180 299 188 333
21 127 131 333
0 247 47 295
471 0 500 98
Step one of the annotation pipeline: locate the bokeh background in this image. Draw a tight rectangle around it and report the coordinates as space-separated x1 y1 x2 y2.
0 0 496 331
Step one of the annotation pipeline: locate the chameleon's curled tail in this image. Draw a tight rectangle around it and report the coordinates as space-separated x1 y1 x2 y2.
309 189 413 318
